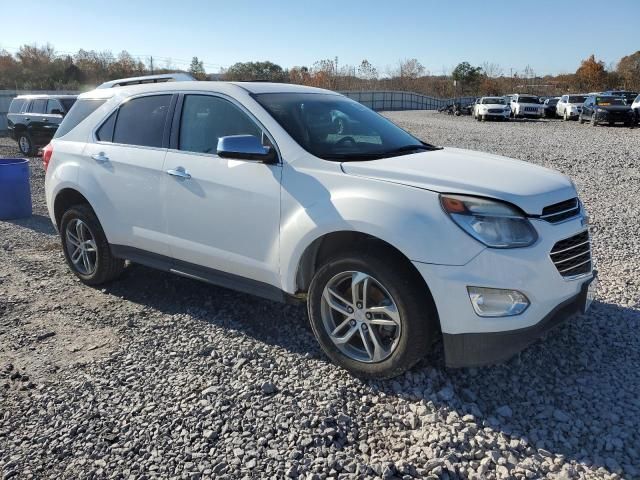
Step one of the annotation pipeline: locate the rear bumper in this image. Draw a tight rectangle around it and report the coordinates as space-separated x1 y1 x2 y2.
441 275 594 367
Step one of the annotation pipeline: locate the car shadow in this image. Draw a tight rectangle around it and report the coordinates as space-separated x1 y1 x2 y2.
3 213 57 236
102 264 637 477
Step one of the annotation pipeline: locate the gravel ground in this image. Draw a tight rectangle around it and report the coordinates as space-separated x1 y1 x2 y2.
1 113 639 480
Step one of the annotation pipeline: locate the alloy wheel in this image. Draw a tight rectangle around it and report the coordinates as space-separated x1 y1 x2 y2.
320 271 402 363
65 219 98 275
19 136 30 154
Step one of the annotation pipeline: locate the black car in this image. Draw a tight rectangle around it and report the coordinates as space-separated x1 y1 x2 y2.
7 94 77 155
599 90 639 106
579 95 635 127
543 97 560 118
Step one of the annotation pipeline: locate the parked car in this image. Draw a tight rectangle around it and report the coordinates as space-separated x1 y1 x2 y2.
632 94 640 124
556 94 587 121
543 97 560 118
44 77 596 378
509 94 544 118
579 95 636 127
599 90 639 106
473 96 511 121
7 94 77 155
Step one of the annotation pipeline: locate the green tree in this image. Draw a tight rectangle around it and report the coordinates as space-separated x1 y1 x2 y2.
222 61 286 82
189 57 207 80
452 62 482 94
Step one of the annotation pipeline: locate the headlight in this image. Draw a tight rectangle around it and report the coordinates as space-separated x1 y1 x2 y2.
440 194 538 248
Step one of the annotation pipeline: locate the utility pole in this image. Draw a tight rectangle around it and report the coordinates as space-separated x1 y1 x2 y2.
150 56 154 74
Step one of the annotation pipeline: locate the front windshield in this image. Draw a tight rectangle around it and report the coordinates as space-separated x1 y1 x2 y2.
568 95 586 104
518 96 539 104
254 92 432 161
482 97 505 104
595 96 625 106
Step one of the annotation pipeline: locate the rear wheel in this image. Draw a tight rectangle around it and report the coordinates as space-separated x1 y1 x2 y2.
17 133 34 156
60 204 125 285
307 252 437 379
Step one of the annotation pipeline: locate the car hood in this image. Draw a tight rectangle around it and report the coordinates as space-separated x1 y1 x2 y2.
478 103 508 108
341 147 576 215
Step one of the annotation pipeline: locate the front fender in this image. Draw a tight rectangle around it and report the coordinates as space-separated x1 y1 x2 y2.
279 167 484 293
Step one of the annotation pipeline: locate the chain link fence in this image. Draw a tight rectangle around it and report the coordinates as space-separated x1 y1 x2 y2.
339 91 477 111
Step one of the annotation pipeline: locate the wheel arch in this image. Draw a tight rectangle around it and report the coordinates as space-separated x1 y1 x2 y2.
294 230 440 329
53 188 96 229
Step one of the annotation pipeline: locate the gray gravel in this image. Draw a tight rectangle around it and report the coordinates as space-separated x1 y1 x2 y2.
1 113 639 479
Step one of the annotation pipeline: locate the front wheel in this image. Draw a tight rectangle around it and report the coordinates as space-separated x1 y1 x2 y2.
307 252 437 379
60 204 125 285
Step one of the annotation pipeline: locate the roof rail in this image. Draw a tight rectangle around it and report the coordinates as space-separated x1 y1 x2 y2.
97 73 195 89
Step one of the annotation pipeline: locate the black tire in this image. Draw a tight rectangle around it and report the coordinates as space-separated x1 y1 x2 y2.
60 204 125 285
17 132 34 156
307 251 437 379
591 113 598 127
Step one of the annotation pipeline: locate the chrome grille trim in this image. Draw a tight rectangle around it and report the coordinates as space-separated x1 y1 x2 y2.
540 198 581 223
550 230 592 278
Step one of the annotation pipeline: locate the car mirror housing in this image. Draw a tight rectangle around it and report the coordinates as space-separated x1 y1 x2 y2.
216 135 277 163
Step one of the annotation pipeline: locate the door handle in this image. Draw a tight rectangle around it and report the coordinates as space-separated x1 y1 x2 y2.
91 153 109 163
43 118 49 122
166 167 191 179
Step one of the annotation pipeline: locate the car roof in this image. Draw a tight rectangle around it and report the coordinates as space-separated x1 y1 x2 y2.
14 94 78 100
78 81 335 100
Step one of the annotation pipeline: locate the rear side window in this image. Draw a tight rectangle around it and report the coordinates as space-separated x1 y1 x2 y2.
179 95 261 154
112 95 171 148
8 99 26 113
54 99 106 139
96 112 116 142
30 99 47 113
46 99 63 114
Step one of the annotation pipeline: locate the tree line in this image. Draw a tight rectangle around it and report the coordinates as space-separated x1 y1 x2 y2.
1 43 639 98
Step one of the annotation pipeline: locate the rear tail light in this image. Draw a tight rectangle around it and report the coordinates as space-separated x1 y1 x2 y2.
42 143 53 171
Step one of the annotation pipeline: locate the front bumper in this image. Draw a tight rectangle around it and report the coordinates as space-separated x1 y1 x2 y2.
442 275 594 367
413 216 594 367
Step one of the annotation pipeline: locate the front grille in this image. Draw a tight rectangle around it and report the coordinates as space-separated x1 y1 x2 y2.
550 231 592 278
488 108 504 114
524 106 539 112
540 198 580 223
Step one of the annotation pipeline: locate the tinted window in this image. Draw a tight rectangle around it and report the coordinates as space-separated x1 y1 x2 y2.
96 112 116 142
595 96 625 106
8 99 26 113
255 92 426 161
30 99 47 113
46 99 63 114
568 95 586 104
54 99 106 139
60 98 76 111
517 96 538 104
113 95 171 148
179 95 262 154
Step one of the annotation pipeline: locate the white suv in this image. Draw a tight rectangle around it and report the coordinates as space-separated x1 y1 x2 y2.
44 78 597 378
509 94 544 118
556 94 587 121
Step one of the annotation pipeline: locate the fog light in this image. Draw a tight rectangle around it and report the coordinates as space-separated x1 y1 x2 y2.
467 287 529 317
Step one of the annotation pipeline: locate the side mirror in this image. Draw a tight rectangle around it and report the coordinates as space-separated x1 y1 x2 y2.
217 135 277 163
51 109 64 116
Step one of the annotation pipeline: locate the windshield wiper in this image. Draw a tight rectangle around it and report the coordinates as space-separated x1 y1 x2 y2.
384 143 442 155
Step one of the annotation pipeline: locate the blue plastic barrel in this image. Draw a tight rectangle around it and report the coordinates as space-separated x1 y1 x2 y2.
0 158 32 220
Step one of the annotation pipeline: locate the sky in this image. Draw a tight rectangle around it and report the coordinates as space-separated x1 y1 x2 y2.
2 0 639 76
